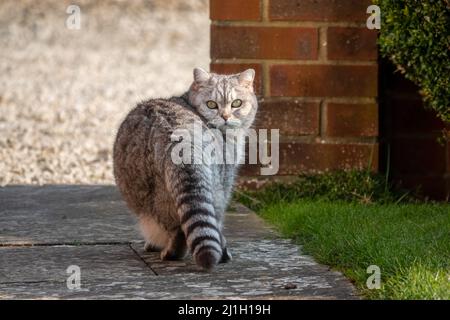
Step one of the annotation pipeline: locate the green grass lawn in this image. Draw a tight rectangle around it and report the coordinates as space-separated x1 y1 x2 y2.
258 200 449 299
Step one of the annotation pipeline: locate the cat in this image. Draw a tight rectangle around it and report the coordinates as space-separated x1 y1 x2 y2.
113 68 257 270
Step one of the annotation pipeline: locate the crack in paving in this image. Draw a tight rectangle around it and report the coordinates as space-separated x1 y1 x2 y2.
129 244 159 276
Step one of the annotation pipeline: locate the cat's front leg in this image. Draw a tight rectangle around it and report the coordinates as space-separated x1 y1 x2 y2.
220 247 232 263
144 242 161 252
160 228 188 261
219 234 232 263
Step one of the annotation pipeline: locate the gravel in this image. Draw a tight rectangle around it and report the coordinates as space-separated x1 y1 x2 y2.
0 0 209 185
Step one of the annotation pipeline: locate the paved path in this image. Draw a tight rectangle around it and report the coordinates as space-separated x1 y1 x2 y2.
0 186 358 299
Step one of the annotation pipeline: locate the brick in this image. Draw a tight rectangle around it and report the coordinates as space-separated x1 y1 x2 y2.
269 0 372 22
236 176 298 190
255 100 319 136
390 138 446 175
327 27 378 60
325 103 378 137
240 142 378 176
270 65 377 97
211 26 318 60
210 0 261 21
210 63 263 96
277 142 378 174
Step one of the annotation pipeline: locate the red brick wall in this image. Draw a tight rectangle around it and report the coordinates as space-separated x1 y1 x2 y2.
210 0 378 187
380 61 450 200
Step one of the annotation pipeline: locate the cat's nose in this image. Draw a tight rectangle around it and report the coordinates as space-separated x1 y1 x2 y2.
221 113 231 121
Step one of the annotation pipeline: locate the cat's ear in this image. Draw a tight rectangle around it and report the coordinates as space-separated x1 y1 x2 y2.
193 67 210 83
238 69 255 88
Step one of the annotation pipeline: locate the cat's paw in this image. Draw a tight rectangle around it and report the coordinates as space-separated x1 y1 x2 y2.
144 242 160 252
160 249 184 261
220 247 232 263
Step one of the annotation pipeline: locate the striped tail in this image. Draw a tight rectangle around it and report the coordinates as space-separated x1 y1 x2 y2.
166 163 222 270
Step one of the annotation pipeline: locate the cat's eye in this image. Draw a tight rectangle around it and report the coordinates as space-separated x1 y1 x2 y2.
206 100 218 109
231 99 242 108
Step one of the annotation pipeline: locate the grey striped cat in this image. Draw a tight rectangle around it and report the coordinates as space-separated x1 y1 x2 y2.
113 68 257 270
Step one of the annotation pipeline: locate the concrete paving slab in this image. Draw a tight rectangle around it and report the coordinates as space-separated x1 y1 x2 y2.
0 244 154 284
0 185 140 245
0 185 359 299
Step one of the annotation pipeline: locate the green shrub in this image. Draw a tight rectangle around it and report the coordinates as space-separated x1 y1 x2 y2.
375 0 450 122
236 170 417 211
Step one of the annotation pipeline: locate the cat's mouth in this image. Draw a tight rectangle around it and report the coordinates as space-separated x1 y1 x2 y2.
224 119 241 128
208 119 241 130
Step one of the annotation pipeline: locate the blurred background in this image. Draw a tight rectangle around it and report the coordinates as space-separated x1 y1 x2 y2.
1 0 448 200
0 0 209 185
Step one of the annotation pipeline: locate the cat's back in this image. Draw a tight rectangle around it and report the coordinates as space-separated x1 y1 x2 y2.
119 97 193 132
114 96 197 149
113 97 198 180
113 97 199 213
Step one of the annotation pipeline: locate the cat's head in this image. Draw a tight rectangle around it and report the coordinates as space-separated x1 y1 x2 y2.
187 68 258 130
